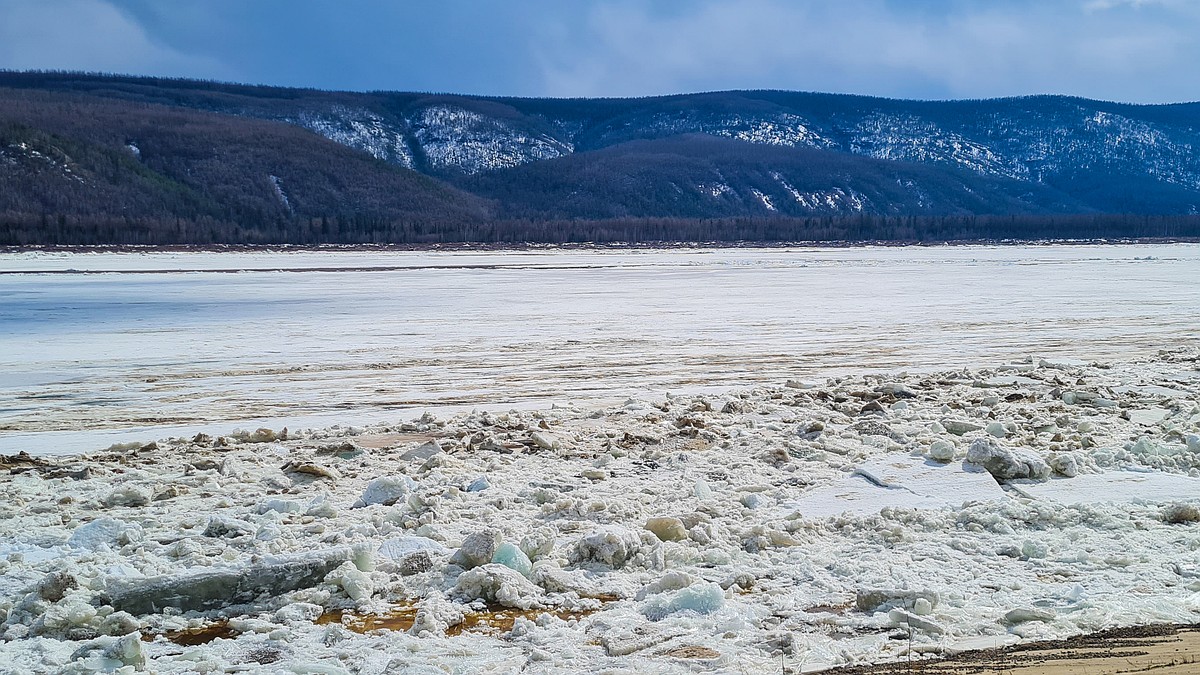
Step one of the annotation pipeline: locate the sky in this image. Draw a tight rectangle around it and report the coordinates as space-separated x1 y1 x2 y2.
0 0 1197 103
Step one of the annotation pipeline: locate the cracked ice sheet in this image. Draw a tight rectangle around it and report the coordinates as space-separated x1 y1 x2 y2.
1011 469 1200 505
780 455 1007 518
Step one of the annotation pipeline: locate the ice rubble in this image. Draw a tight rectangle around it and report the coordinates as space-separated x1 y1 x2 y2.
1 352 1200 673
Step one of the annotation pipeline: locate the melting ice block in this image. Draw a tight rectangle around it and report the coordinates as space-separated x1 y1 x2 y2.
780 455 1007 518
490 542 533 578
641 582 724 621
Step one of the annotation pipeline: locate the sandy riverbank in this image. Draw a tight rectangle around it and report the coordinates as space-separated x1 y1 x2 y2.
838 624 1200 674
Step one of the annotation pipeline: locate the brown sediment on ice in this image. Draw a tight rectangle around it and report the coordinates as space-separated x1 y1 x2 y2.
151 602 610 646
146 620 238 647
831 624 1200 675
0 451 49 471
317 601 606 637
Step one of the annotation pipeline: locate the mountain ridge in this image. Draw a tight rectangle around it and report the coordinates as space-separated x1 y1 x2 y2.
2 72 1199 244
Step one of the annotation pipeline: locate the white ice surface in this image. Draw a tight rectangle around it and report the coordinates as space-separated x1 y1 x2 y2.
1012 469 1200 505
781 455 1007 517
3 244 1199 456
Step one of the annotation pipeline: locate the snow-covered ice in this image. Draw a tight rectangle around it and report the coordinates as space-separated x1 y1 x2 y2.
3 244 1199 456
3 348 1200 673
779 455 1006 518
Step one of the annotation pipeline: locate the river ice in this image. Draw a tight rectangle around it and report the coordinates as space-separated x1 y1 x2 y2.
2 244 1198 455
1 350 1199 672
1 246 1199 673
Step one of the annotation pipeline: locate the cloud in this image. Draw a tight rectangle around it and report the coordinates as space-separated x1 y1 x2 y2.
0 0 229 78
1084 0 1176 11
0 0 1196 103
533 0 1200 102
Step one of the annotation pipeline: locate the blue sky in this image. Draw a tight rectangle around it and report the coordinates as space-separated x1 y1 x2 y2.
0 0 1197 102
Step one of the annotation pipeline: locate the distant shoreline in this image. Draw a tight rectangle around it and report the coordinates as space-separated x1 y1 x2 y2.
4 236 1199 255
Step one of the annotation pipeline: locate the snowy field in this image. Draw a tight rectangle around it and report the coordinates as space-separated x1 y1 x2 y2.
2 244 1198 455
1 245 1200 674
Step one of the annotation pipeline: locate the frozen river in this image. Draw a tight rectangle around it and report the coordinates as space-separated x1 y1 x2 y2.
1 244 1197 454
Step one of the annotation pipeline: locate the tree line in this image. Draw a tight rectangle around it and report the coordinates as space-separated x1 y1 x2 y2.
4 213 1197 246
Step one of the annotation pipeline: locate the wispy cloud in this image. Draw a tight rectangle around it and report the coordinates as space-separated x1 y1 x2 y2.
534 0 1200 102
0 0 229 78
1084 0 1177 11
0 0 1196 102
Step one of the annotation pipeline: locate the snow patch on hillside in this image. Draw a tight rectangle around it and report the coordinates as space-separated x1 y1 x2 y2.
769 173 868 213
1078 108 1200 188
412 105 571 175
851 114 1029 180
751 189 777 211
700 182 733 198
955 105 1200 190
2 141 86 184
771 172 806 204
269 175 292 212
291 106 415 169
712 113 833 148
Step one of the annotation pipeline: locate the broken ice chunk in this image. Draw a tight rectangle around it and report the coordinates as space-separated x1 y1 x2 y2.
1129 437 1185 457
102 547 360 614
636 571 693 600
353 475 416 508
570 526 641 569
1002 607 1055 625
450 529 501 570
491 542 533 578
400 440 443 462
378 536 448 561
530 431 560 450
69 634 145 670
103 486 150 508
644 517 688 542
519 527 556 562
326 560 373 601
941 419 984 436
258 498 306 514
888 607 945 634
1127 408 1170 426
928 439 956 462
856 589 940 613
641 582 724 621
965 438 1050 481
203 514 253 538
67 518 144 550
1048 453 1080 478
453 563 543 610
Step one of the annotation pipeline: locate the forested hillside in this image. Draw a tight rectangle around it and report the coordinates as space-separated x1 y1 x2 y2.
2 72 1199 244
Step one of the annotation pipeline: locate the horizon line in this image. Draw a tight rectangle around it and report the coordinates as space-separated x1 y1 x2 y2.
2 69 1198 108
